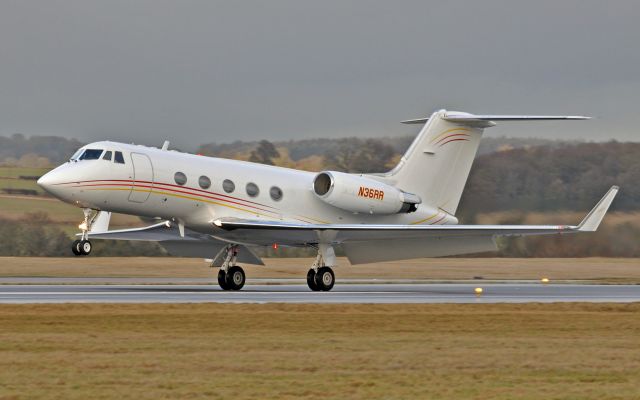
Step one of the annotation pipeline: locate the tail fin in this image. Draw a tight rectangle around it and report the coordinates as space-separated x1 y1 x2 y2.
386 110 589 215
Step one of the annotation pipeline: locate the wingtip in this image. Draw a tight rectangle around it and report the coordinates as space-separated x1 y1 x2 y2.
577 185 619 232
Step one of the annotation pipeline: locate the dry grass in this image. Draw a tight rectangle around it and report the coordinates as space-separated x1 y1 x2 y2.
1 257 640 283
0 303 639 399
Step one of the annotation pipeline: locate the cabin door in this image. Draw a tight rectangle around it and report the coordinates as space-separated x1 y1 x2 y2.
128 153 154 203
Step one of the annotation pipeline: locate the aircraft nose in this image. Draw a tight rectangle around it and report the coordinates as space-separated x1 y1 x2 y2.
37 171 55 190
37 168 67 197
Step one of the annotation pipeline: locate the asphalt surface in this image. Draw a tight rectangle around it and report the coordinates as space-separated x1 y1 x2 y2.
0 283 639 304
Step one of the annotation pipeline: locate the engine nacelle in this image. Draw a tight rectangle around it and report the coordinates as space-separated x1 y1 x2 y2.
312 171 421 215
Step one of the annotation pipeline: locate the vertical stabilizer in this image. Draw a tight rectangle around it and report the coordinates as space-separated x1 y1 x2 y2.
386 110 589 216
387 110 487 215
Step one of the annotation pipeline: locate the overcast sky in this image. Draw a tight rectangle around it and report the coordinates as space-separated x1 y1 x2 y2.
1 0 639 149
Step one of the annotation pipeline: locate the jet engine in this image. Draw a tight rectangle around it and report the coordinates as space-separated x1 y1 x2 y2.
312 171 420 214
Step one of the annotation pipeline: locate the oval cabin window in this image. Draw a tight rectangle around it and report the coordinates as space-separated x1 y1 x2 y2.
270 186 283 201
198 175 211 189
222 179 235 193
246 182 259 197
174 172 187 186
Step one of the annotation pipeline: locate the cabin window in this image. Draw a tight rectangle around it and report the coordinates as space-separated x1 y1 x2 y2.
246 182 259 197
102 151 113 161
270 186 283 201
223 179 235 193
174 172 187 186
114 151 125 164
198 175 211 189
78 149 103 160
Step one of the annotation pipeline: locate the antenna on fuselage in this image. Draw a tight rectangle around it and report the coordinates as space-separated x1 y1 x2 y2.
161 140 170 151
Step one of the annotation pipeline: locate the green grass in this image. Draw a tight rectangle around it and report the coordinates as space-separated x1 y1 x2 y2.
0 303 639 400
0 166 50 179
0 166 50 195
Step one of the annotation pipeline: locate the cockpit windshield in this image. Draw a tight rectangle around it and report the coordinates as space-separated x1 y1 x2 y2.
76 149 104 161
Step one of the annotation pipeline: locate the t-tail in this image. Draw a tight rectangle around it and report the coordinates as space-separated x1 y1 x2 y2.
385 110 590 215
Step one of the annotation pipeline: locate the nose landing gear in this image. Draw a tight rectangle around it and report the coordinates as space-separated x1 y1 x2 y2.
71 208 95 256
71 239 92 256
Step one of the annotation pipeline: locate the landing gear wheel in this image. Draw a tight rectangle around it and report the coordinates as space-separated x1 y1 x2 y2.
217 270 230 290
71 240 82 256
225 266 246 291
79 240 92 256
307 269 320 291
314 266 335 292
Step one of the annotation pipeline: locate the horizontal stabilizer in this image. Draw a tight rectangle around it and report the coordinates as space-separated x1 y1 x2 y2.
402 111 590 125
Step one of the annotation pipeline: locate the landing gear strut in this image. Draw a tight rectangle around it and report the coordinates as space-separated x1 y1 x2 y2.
306 244 336 291
71 209 94 256
214 244 246 291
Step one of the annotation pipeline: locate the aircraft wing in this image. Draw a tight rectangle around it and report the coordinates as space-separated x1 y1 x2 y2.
212 186 618 264
85 221 264 265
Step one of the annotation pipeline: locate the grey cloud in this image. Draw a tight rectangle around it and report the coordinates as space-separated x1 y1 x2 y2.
0 0 639 149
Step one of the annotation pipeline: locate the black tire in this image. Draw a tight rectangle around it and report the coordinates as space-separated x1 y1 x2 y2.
80 240 92 256
307 268 320 291
225 266 246 291
217 269 230 290
71 240 82 256
314 266 335 291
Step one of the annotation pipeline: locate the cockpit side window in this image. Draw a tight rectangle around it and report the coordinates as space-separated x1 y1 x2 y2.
114 151 125 164
78 149 104 160
102 151 113 161
70 149 84 161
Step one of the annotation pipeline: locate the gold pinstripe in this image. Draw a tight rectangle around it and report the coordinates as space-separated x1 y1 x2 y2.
410 212 440 225
86 187 330 223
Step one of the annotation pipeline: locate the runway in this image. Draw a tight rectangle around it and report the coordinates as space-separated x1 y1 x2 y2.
0 283 639 304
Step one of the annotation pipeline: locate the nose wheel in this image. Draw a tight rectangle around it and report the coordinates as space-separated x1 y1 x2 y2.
72 208 97 256
71 239 92 256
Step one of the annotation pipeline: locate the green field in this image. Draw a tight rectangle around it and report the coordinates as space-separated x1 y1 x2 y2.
0 166 50 195
0 303 639 400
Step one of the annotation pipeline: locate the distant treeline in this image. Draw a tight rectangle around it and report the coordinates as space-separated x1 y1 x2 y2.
197 136 574 162
458 141 640 220
0 134 83 166
0 133 571 168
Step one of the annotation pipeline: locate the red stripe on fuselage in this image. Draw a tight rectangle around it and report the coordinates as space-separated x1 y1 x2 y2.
54 179 276 209
59 180 278 214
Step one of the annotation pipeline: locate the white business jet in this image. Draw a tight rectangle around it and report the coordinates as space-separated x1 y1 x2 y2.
37 110 618 291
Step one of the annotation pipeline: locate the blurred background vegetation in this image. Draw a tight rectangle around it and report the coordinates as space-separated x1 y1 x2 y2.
1 133 638 257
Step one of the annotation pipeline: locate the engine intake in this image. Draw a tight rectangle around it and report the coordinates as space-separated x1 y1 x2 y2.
312 171 420 215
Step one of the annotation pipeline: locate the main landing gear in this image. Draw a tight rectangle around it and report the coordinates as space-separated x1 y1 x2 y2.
72 208 94 256
215 244 246 291
306 244 336 292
